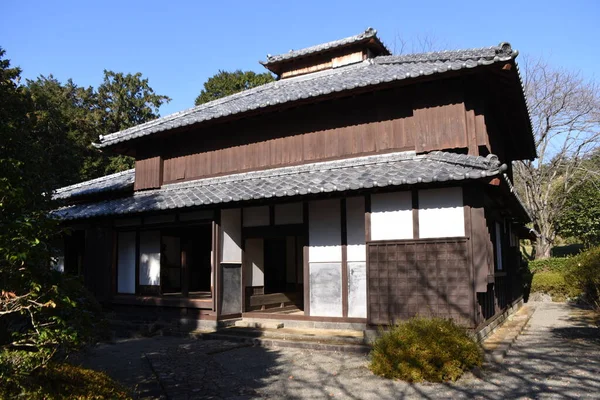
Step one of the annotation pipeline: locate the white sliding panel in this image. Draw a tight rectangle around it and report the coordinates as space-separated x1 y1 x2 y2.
139 230 161 286
308 199 342 317
308 199 342 262
117 231 136 293
221 208 242 263
346 197 367 318
371 192 413 240
244 238 264 286
418 187 465 238
346 197 366 262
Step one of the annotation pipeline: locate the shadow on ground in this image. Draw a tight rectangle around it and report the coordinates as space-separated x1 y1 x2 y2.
80 303 600 399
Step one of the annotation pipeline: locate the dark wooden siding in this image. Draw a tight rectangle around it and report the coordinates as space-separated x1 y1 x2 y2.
133 78 487 186
367 238 474 327
134 156 162 190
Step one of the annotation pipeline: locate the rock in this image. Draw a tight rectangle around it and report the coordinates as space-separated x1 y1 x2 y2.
529 292 553 302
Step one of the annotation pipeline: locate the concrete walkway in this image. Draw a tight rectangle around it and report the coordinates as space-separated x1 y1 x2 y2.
81 302 600 399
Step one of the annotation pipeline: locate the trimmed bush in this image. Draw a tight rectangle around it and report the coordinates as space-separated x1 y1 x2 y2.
531 271 579 301
528 257 570 273
564 246 600 310
369 317 482 382
0 362 130 399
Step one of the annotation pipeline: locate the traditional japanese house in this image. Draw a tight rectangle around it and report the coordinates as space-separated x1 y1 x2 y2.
53 28 535 333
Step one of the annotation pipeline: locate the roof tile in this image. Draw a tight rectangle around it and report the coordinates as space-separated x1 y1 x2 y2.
52 151 505 221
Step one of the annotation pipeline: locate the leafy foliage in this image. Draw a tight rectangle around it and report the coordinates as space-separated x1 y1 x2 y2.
556 166 600 248
369 317 482 382
528 257 570 273
0 362 130 399
530 271 579 301
195 70 274 105
24 70 170 186
0 48 106 388
564 246 600 310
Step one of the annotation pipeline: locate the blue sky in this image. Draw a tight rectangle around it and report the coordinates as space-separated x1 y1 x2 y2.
3 0 599 116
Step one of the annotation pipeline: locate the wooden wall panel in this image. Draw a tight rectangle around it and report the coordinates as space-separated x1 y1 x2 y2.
367 238 475 327
144 79 492 186
413 80 469 153
134 156 163 190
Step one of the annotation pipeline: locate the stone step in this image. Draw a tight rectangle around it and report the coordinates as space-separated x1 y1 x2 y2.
234 320 284 329
204 331 370 354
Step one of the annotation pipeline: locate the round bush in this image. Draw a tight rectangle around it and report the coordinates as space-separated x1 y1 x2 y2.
369 317 482 382
530 271 580 301
564 246 600 310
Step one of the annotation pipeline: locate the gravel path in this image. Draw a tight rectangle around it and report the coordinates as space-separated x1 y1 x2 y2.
81 302 600 399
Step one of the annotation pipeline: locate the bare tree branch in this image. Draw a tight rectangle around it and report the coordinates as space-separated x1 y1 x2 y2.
514 56 600 258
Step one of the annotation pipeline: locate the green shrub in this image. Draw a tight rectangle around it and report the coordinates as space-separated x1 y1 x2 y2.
1 270 108 384
564 246 600 310
0 362 130 399
528 257 570 273
369 317 482 382
530 271 580 301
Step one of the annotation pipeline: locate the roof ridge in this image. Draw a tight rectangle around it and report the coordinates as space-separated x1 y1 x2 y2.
95 42 523 149
374 42 516 65
260 27 390 66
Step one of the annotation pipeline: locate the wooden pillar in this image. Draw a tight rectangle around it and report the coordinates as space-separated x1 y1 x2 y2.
341 199 348 318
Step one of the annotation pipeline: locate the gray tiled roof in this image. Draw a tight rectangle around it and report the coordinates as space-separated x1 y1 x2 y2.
94 42 518 149
52 151 506 221
52 169 134 200
260 27 389 66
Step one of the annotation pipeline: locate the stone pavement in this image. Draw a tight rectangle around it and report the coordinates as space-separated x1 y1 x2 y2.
81 302 600 399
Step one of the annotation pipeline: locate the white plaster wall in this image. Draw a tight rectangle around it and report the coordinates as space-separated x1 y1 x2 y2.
139 230 161 286
308 199 342 262
244 238 264 286
51 238 65 273
348 262 367 318
418 187 465 238
309 262 343 317
346 197 366 262
275 202 303 225
221 209 242 263
53 256 65 273
117 231 136 293
371 192 413 240
243 206 269 227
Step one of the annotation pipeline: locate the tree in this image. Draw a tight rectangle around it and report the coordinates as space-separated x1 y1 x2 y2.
556 153 600 248
1 49 105 391
25 76 98 186
514 57 600 259
95 70 171 175
195 70 274 106
24 71 171 185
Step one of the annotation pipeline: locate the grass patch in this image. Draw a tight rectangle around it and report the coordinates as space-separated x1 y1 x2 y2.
531 271 580 301
369 317 482 382
0 362 131 400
